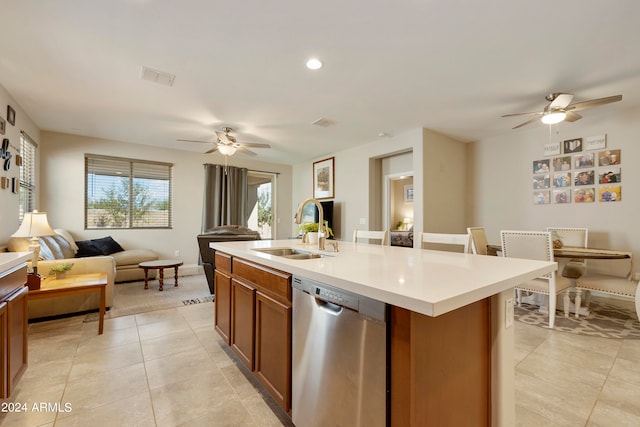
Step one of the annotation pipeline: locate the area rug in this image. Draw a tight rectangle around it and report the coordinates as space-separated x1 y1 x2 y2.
85 273 212 322
515 297 640 339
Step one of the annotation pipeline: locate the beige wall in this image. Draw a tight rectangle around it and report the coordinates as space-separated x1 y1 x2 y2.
0 83 41 243
467 107 640 276
39 132 293 268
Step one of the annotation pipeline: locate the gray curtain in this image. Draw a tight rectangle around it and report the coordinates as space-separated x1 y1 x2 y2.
202 164 249 231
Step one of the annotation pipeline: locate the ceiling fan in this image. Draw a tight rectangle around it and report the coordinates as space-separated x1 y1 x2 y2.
502 93 622 129
177 127 271 156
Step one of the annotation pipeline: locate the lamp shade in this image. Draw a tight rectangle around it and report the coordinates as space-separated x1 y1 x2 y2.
541 111 567 125
218 144 237 156
12 210 56 238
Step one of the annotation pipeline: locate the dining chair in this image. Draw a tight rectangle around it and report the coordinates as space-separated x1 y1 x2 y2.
574 253 639 320
421 232 471 253
467 227 488 255
353 229 388 245
546 227 588 279
500 230 571 328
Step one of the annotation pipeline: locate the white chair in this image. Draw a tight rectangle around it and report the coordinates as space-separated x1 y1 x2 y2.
546 227 588 279
467 227 488 255
353 229 388 245
421 232 471 253
575 253 640 320
500 230 571 328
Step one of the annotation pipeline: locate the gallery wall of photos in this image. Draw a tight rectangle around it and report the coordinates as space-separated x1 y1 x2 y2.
533 134 621 205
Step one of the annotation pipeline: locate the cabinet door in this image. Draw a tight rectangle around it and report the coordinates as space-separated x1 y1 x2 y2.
214 270 232 344
0 302 7 399
6 286 28 397
231 278 255 370
255 291 291 412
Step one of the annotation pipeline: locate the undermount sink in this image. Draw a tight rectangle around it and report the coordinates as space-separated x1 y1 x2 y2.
252 247 329 260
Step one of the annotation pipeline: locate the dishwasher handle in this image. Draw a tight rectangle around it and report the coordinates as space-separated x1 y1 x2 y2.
314 297 344 316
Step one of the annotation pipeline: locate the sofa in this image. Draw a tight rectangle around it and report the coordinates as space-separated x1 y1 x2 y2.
8 229 159 319
198 225 261 294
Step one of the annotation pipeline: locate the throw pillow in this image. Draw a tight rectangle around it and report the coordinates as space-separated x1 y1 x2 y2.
91 236 125 255
75 240 103 258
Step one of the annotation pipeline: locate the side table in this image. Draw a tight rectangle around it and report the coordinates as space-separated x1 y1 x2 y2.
138 259 183 291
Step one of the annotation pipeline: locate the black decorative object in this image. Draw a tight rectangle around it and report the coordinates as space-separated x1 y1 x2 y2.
1 138 12 171
6 105 15 125
0 116 5 134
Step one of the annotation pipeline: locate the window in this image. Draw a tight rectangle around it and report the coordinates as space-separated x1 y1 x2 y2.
85 154 172 229
247 171 277 239
18 132 37 221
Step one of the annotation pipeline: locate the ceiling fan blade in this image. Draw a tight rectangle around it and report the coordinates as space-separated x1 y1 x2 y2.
501 112 542 118
215 130 232 143
239 142 271 149
512 116 542 129
564 111 582 122
549 93 574 109
236 146 258 156
205 147 219 154
177 139 212 144
565 95 622 112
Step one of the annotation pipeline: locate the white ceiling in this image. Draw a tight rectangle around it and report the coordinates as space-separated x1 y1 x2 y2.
1 1 639 164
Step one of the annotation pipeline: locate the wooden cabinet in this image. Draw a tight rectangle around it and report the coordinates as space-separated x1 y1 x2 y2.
213 252 292 413
0 264 28 399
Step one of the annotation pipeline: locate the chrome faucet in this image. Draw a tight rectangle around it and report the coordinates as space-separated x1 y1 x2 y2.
294 198 326 250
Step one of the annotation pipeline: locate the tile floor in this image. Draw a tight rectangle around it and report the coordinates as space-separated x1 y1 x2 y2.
1 300 639 426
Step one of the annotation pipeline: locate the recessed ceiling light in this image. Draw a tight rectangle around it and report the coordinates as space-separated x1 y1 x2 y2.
306 58 323 70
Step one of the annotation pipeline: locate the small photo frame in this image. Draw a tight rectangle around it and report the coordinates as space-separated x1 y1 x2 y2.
533 174 550 189
6 105 15 126
533 191 550 205
532 159 550 173
598 149 620 166
543 141 561 156
552 189 571 204
584 134 606 151
574 187 595 203
312 157 335 200
573 152 594 169
563 138 583 153
551 156 571 171
599 186 621 202
0 116 5 135
552 172 571 188
598 167 621 184
574 170 594 186
403 185 414 203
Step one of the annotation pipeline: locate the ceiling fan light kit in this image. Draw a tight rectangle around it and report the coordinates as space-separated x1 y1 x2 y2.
218 145 237 156
541 111 567 125
177 126 270 157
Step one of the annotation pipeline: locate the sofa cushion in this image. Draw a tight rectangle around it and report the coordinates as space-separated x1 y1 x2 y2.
54 228 79 253
7 234 76 260
91 236 125 255
75 240 104 258
111 248 158 266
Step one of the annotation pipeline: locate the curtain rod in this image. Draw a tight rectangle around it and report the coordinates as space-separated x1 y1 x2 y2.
203 163 280 175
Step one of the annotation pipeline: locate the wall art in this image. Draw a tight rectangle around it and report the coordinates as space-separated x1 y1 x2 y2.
584 134 606 150
312 156 334 200
6 105 15 126
563 138 583 153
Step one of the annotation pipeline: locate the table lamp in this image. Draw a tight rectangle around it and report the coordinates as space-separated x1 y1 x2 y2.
11 210 56 275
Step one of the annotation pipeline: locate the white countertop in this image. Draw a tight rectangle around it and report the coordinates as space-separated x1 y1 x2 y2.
210 239 556 317
0 252 33 274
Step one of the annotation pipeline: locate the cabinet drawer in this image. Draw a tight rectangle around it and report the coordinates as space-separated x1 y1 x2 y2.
215 252 232 274
232 258 291 302
0 265 27 301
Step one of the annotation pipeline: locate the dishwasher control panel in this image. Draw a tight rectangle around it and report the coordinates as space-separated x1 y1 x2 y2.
293 276 359 311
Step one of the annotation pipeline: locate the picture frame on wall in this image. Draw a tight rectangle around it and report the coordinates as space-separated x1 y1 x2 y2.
403 185 414 203
6 105 15 126
598 149 620 166
599 186 621 202
0 116 5 135
584 134 606 151
533 191 550 205
574 187 595 203
313 156 335 200
563 138 583 153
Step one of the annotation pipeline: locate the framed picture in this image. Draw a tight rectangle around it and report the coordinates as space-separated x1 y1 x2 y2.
551 156 571 171
552 189 571 204
543 141 561 156
599 186 621 202
0 116 5 135
598 149 620 166
403 185 414 203
6 105 15 126
574 170 595 186
313 157 335 199
532 159 550 173
563 138 583 153
574 188 595 203
573 152 594 169
533 191 550 205
584 134 606 151
598 166 621 184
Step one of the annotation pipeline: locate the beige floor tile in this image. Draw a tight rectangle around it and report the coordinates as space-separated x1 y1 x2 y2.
587 400 640 427
54 391 155 427
220 363 262 400
140 329 202 361
150 368 236 426
144 346 217 390
61 362 149 413
69 341 144 378
173 400 257 427
241 392 290 426
18 358 73 390
0 382 66 427
134 307 185 326
517 351 609 390
597 377 640 418
76 325 141 352
617 338 640 360
136 316 192 341
516 405 561 427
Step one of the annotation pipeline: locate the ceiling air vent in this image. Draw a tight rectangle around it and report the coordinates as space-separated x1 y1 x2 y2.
140 66 175 87
312 117 333 127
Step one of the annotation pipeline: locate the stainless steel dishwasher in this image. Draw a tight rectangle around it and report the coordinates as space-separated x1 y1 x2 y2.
292 275 388 427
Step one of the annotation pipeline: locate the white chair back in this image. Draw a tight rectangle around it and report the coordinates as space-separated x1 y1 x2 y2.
467 227 488 255
421 232 471 253
353 229 388 245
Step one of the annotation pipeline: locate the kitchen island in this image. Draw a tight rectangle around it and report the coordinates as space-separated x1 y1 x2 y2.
210 239 556 426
